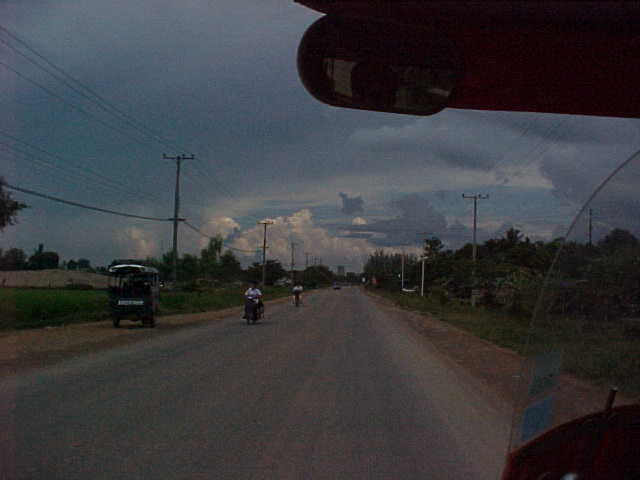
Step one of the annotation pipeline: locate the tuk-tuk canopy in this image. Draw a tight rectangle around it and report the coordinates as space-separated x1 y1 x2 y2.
108 264 159 275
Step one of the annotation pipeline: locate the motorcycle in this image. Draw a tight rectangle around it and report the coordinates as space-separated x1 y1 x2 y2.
244 296 262 325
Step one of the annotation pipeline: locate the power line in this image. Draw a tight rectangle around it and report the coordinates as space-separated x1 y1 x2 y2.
0 59 248 215
0 25 263 222
0 25 183 153
0 61 163 150
0 25 247 207
3 182 174 221
0 133 168 205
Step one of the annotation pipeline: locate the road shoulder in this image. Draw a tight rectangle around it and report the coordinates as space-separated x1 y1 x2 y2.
0 294 294 377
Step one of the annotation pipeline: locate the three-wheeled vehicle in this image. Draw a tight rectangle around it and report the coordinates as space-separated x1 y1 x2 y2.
108 264 160 328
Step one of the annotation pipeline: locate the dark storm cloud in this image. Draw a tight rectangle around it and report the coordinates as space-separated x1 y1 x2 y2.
338 232 373 239
538 142 639 207
348 110 500 171
4 0 640 268
339 192 364 215
342 194 449 247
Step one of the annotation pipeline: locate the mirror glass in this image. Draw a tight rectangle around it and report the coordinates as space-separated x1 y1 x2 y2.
297 15 462 115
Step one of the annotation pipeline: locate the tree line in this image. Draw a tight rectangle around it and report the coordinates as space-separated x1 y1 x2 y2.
0 237 337 287
364 227 640 320
131 237 336 287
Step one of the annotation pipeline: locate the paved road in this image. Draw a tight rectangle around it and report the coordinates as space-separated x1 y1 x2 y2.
0 288 510 479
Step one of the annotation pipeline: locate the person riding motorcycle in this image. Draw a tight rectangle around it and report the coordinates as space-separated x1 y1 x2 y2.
292 283 303 305
243 281 263 320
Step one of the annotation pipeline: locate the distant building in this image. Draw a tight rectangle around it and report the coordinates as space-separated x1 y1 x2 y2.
337 265 345 276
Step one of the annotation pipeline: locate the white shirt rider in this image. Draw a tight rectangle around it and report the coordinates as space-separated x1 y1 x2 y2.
245 287 262 299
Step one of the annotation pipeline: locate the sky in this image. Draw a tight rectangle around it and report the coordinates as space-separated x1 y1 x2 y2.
2 0 640 272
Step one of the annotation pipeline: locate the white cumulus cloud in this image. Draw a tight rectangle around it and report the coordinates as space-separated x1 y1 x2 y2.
231 209 374 271
118 227 157 259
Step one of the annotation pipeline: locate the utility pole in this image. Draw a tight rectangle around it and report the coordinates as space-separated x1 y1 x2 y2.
462 193 489 264
163 153 194 284
259 220 274 287
418 232 430 297
588 208 593 246
401 249 405 290
290 242 297 284
463 193 488 307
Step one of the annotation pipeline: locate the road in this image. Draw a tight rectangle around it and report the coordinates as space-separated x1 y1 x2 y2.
0 287 510 479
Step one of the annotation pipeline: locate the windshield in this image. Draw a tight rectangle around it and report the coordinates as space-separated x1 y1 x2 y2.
1 2 639 479
508 149 640 448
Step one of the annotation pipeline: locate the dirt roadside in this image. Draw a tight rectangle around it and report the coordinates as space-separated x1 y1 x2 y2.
364 291 634 436
1 287 630 434
0 294 294 377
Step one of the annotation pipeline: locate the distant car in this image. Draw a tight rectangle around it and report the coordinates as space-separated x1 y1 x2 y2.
333 283 341 290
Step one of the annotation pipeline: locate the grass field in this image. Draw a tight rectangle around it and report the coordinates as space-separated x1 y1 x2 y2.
0 286 293 330
369 288 640 396
0 288 109 329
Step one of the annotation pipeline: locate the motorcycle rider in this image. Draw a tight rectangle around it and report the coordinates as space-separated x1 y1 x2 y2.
243 280 263 319
292 283 303 305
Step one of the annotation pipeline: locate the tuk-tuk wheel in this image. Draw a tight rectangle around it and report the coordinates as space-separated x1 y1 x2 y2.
113 318 121 328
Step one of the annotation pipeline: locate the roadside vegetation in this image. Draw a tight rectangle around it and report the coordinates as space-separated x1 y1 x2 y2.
1 233 347 330
365 228 640 396
0 286 294 331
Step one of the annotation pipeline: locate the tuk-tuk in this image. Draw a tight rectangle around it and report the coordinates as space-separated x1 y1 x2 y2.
108 264 160 328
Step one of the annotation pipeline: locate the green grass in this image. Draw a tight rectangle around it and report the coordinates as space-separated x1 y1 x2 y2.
0 285 293 330
158 286 292 315
368 287 640 396
0 288 110 329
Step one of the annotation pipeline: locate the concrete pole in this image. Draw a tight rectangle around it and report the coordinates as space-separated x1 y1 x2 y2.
259 220 274 287
421 256 425 297
163 153 194 284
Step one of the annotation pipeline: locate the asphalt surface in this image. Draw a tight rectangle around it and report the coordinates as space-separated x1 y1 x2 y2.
0 287 510 479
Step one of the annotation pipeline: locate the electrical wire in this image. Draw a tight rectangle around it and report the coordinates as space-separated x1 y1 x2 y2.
0 25 183 152
3 182 174 221
0 25 252 211
0 134 168 205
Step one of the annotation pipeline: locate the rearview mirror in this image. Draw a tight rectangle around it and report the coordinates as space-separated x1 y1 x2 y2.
297 15 462 116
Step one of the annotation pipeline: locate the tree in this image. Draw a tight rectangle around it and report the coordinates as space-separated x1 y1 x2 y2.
0 178 28 231
245 260 287 285
423 237 444 259
200 237 223 278
179 254 200 281
219 250 242 281
28 244 59 270
0 248 28 270
77 258 91 270
67 259 78 270
303 265 334 287
597 228 639 253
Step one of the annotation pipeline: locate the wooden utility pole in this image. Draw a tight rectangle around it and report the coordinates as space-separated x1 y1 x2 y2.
463 193 489 307
163 153 194 284
418 232 430 297
462 193 489 264
290 242 297 284
588 208 593 246
259 220 274 287
401 250 405 290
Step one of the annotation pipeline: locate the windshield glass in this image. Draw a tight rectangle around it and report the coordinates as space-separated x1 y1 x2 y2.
508 150 640 452
1 2 639 479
